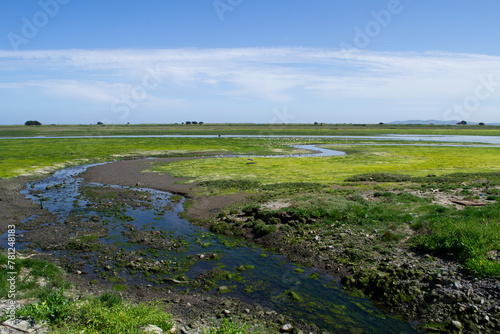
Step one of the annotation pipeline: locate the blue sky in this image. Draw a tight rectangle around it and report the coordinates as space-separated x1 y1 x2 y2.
1 0 500 125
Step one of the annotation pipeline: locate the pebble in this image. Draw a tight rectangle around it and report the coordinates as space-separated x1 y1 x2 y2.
1 319 49 334
450 320 462 330
141 324 163 333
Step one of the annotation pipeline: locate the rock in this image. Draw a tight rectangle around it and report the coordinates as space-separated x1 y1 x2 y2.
142 324 163 333
218 286 230 294
441 293 457 304
2 319 49 333
282 323 293 332
62 291 78 300
450 320 462 330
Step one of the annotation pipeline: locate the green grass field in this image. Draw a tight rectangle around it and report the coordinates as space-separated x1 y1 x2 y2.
0 137 300 178
1 123 500 137
151 145 500 184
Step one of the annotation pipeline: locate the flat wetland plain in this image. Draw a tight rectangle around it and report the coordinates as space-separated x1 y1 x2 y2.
2 123 500 137
1 124 499 333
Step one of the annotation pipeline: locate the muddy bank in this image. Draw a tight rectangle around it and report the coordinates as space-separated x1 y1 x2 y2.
0 176 58 234
207 198 500 333
81 157 249 221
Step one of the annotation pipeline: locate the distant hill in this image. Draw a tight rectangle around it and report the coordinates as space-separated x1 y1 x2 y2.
389 120 500 125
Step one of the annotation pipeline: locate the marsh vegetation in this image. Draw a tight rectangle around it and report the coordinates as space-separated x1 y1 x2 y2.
1 124 499 333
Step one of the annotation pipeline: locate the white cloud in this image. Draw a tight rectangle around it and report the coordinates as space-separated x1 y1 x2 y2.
1 48 500 122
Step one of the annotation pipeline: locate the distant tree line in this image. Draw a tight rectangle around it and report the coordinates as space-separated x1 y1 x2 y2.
25 120 42 126
184 121 204 125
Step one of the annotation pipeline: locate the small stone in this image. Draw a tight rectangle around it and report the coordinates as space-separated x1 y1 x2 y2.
223 309 231 314
282 323 293 332
450 320 462 330
4 319 32 332
244 308 250 313
63 291 77 300
218 286 230 294
142 324 163 333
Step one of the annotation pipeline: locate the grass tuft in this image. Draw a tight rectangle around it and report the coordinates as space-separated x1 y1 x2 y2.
413 203 500 278
204 319 251 334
